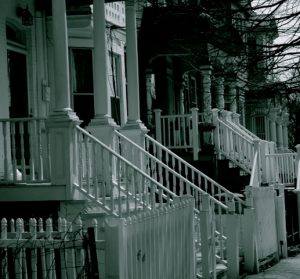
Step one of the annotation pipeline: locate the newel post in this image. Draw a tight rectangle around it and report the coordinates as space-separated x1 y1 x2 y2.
191 108 199 161
251 139 261 187
154 109 162 143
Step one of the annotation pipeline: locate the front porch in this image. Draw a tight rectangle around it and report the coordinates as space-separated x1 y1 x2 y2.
153 107 300 189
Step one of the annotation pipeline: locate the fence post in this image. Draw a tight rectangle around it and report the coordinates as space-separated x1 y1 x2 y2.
154 109 162 143
105 218 127 279
191 108 199 161
200 194 216 278
275 185 288 259
242 186 259 273
226 199 240 278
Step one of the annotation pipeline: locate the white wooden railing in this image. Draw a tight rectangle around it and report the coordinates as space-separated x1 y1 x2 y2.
0 118 50 184
217 118 256 173
154 109 204 160
0 216 105 279
217 114 299 187
113 130 245 211
75 126 177 217
265 153 297 186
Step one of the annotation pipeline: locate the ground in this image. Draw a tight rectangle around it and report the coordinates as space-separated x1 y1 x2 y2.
245 254 300 279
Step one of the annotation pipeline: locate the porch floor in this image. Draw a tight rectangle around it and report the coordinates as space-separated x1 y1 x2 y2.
0 183 66 201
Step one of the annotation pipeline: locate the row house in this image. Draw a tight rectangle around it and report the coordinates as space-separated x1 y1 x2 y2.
0 0 299 278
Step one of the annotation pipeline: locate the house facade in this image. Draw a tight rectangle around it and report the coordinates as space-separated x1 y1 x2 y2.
0 0 299 278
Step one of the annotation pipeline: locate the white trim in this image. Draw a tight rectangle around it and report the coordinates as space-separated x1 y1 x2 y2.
7 40 27 55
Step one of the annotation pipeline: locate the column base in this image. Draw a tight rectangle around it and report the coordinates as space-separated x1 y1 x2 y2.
120 120 148 147
87 115 119 147
46 109 80 195
47 109 81 126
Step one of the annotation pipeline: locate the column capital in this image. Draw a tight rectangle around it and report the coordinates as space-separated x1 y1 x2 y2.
269 108 279 121
199 65 213 75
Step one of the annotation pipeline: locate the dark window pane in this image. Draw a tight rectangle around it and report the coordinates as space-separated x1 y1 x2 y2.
73 95 94 127
72 49 93 93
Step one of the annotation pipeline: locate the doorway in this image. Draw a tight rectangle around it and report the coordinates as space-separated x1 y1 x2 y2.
7 50 29 118
7 50 30 167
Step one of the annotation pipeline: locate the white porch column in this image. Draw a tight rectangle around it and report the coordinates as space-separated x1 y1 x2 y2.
88 0 117 146
121 0 148 146
47 0 80 198
52 0 72 111
36 10 49 117
214 76 225 110
92 0 110 120
269 108 278 144
282 113 289 149
125 0 141 125
276 116 284 150
226 80 237 113
200 65 212 114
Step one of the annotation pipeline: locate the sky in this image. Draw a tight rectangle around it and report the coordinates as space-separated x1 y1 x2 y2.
252 0 300 81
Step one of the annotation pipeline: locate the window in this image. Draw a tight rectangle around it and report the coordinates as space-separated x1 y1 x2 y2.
108 52 122 124
70 48 94 127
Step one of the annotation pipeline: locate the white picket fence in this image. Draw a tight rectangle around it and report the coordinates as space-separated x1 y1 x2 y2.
0 118 50 184
0 216 105 279
104 198 195 279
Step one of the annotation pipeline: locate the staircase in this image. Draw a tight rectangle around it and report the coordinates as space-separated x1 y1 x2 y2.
71 118 299 278
70 124 248 278
113 129 246 277
215 114 299 189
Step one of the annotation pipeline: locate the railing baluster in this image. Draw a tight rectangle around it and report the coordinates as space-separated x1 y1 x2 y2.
11 122 17 182
36 119 43 180
3 122 9 181
29 120 35 181
19 122 27 181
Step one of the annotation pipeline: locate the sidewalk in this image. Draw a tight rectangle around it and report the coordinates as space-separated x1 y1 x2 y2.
245 254 300 278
